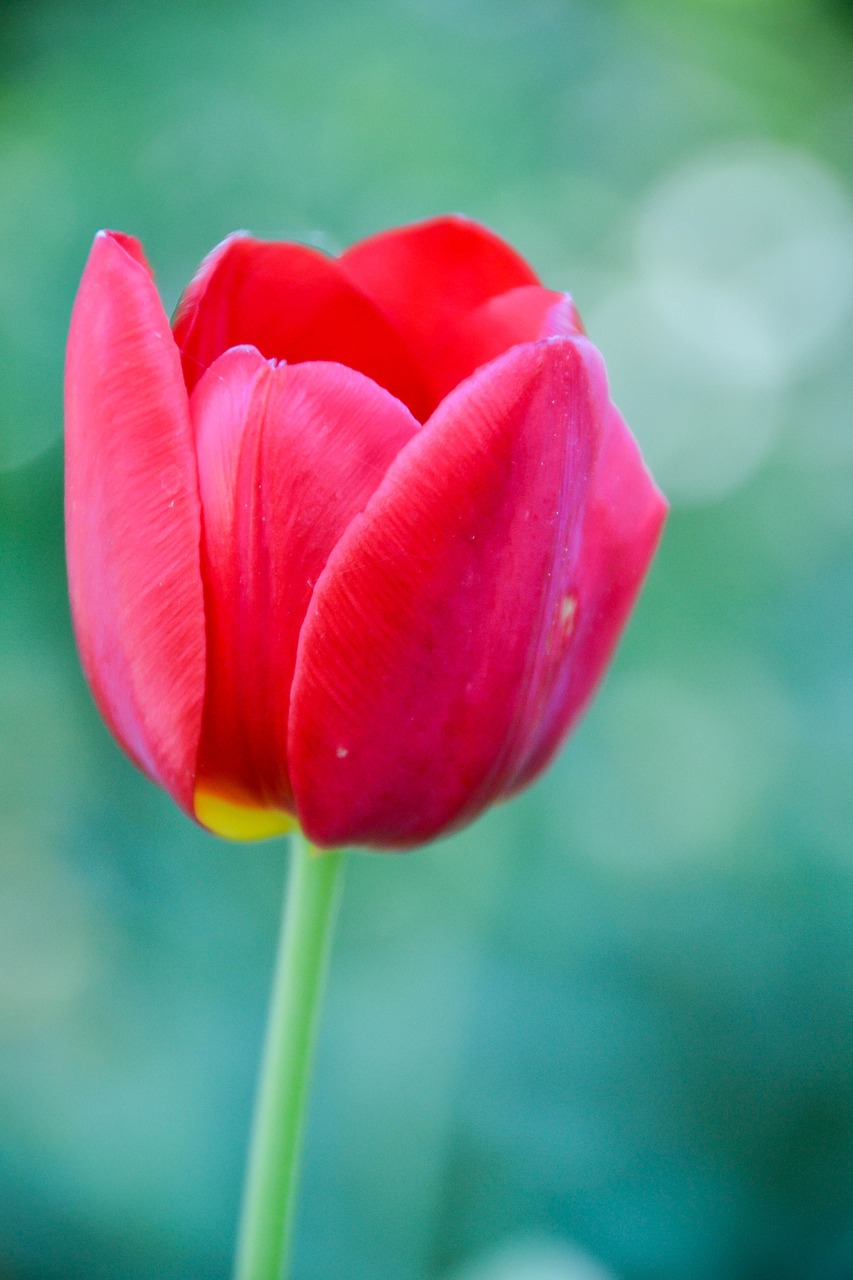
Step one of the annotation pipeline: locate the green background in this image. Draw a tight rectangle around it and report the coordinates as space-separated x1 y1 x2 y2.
2 1 852 1277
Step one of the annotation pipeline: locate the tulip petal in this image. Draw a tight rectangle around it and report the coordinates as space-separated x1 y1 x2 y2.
506 397 667 792
289 336 666 849
340 215 541 405
172 234 432 420
65 231 206 812
192 348 419 817
430 285 585 404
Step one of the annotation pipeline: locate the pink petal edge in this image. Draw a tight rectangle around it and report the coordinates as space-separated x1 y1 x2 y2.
65 231 206 812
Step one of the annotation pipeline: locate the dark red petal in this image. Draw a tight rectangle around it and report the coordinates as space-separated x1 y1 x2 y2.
172 234 431 420
193 349 419 812
340 216 540 403
289 336 665 850
430 284 585 404
65 231 206 812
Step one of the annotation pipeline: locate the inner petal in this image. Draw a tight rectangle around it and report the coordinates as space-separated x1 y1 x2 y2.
191 347 419 823
173 235 433 421
339 215 542 372
428 285 585 404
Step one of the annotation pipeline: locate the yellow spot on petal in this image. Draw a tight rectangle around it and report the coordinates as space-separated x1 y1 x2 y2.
194 784 297 842
559 594 577 639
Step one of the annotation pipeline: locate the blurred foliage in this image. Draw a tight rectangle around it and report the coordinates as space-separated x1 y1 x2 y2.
1 0 852 1277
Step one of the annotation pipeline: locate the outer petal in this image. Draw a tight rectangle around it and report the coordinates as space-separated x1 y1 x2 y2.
340 215 541 408
192 349 419 818
506 396 667 791
65 232 206 812
289 337 666 849
172 234 431 420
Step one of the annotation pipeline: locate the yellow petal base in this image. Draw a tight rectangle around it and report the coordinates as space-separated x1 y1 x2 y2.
194 784 297 842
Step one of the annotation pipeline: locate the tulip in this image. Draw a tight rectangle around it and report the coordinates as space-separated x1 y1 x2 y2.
65 216 666 850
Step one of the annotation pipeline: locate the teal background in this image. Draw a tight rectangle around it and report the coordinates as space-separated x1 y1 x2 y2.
2 1 853 1277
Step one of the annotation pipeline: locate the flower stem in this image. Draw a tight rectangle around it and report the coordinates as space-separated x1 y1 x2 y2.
234 831 345 1280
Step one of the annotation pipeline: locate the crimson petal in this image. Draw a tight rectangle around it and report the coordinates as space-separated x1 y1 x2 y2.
341 215 541 408
192 349 420 816
172 234 431 420
430 284 584 405
65 232 206 812
289 336 666 849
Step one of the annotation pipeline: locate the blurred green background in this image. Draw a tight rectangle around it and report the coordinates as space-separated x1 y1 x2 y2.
2 0 853 1277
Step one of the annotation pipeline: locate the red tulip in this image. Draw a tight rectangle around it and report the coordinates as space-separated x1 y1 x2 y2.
65 217 666 849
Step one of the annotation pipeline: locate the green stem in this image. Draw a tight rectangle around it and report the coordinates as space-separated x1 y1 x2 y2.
234 831 345 1280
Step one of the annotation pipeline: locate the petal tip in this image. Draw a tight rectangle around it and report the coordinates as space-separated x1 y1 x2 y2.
89 229 151 274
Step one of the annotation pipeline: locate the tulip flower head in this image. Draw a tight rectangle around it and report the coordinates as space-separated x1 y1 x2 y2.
65 217 666 849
